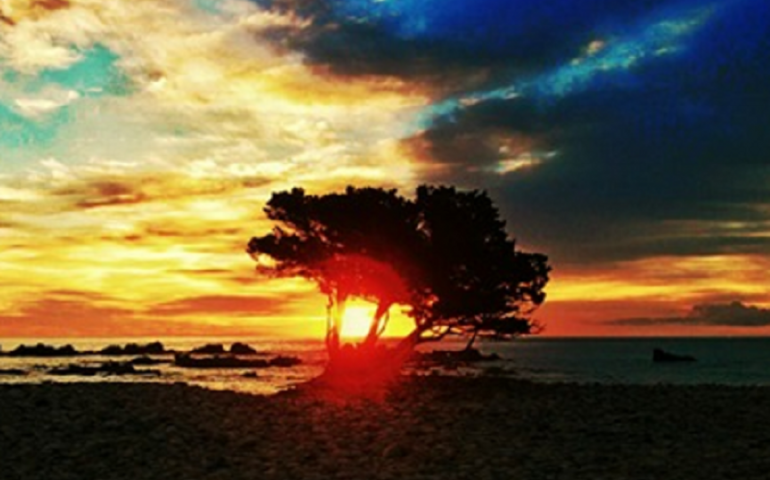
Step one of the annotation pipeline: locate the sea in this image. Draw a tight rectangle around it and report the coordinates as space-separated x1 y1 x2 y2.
1 337 770 395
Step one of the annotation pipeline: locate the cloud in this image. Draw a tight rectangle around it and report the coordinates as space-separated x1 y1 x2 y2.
0 290 136 337
2 0 770 337
401 0 770 266
1 0 425 176
609 301 770 328
408 5 714 129
255 0 695 89
46 170 271 211
0 289 285 337
153 293 307 316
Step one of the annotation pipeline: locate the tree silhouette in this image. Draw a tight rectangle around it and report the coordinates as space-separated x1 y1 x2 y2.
247 185 550 373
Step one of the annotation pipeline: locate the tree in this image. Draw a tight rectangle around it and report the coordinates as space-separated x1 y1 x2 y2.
247 185 550 375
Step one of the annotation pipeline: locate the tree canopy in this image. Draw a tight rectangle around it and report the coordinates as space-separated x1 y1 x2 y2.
247 185 550 358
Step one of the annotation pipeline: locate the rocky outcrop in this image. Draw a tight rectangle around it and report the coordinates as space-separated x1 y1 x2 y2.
412 348 501 365
173 354 269 369
129 356 169 366
48 362 161 377
8 343 79 357
653 348 696 363
190 344 227 355
269 355 302 367
100 342 166 356
230 342 258 355
173 354 300 369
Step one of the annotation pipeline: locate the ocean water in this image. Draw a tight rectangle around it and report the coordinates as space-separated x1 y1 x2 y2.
1 337 770 395
489 337 770 386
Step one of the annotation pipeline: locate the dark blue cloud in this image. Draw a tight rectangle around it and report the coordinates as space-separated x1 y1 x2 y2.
255 0 770 265
403 0 770 263
333 0 676 48
255 0 699 84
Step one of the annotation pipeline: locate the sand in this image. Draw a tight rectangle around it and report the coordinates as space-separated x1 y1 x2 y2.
1 377 769 479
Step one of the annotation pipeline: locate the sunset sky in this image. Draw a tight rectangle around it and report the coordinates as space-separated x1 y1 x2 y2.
2 0 770 338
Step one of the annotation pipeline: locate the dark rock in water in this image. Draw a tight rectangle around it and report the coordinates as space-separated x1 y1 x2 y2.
48 362 161 377
0 368 26 376
100 345 123 355
269 355 302 368
129 355 168 366
141 342 166 354
8 343 79 357
173 353 301 369
413 348 501 365
190 344 227 355
653 348 696 363
100 342 166 356
230 342 258 355
174 354 269 369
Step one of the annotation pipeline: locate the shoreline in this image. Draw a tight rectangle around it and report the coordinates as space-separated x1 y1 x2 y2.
2 377 769 479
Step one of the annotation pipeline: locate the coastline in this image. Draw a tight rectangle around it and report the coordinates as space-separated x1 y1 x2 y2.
2 377 769 479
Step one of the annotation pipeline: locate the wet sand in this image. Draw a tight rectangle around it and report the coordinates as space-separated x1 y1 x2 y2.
1 377 769 479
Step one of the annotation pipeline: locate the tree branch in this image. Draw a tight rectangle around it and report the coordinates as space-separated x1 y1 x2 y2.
377 310 390 336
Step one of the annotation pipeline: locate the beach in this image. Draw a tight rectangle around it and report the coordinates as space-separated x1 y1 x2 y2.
2 377 769 479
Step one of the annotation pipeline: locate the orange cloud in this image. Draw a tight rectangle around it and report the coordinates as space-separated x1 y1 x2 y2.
535 253 770 336
0 289 326 338
154 293 309 317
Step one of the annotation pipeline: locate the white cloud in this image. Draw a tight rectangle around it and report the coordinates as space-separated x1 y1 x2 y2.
13 88 79 117
0 0 429 325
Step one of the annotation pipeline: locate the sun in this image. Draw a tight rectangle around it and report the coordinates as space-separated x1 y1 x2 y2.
340 301 376 339
338 300 416 340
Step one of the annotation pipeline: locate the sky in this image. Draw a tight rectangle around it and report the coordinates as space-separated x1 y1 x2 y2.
1 0 770 338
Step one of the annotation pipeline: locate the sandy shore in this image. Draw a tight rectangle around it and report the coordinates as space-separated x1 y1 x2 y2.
1 377 769 479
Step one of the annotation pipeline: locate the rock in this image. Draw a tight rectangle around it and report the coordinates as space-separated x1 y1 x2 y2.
269 355 302 367
173 354 269 369
173 353 301 369
129 356 168 366
230 342 257 355
190 344 227 355
49 365 99 376
100 342 166 356
412 348 501 365
48 361 161 377
132 341 165 355
653 348 696 363
8 343 79 357
99 345 124 355
59 344 78 356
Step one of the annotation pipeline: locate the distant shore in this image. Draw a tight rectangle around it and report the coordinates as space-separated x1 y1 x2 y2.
1 377 769 479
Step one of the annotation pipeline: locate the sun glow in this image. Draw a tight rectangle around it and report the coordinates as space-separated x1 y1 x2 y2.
340 301 377 339
338 300 417 340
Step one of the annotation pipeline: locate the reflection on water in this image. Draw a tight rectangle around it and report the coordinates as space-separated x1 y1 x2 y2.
2 336 770 394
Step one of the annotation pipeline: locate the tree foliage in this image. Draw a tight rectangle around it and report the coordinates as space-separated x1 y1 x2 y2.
247 185 550 356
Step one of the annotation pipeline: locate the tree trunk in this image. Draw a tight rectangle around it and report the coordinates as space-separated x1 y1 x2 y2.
325 291 347 358
362 301 391 350
322 321 427 381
